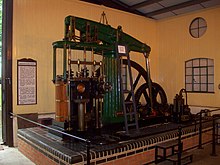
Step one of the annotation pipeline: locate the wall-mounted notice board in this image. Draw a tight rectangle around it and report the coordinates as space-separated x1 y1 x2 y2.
17 58 37 105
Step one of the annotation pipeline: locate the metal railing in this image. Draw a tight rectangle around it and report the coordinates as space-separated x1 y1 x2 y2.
10 112 91 165
10 108 220 165
175 108 220 164
194 108 220 150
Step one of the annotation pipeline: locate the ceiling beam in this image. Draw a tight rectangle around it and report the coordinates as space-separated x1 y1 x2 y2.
80 0 103 5
110 0 145 16
145 0 212 17
131 0 163 9
80 0 145 16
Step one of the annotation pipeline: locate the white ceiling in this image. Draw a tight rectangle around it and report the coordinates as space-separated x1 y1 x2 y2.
81 0 220 20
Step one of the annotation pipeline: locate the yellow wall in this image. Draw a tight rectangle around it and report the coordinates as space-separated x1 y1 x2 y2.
13 0 220 114
157 7 220 107
13 0 157 114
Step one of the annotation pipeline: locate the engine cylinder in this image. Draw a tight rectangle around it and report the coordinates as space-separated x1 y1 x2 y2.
55 80 68 122
78 102 86 131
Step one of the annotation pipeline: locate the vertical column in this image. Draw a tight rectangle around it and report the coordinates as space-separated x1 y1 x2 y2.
103 51 123 124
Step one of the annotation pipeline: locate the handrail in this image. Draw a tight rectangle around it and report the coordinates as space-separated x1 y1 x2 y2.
10 108 220 165
175 111 220 164
191 108 220 149
195 108 220 116
10 112 91 165
177 126 182 164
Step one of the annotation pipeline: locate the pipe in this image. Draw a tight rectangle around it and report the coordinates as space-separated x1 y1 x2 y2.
144 53 153 112
198 110 203 149
179 88 188 106
78 102 86 131
211 116 217 156
63 44 67 80
177 126 182 165
95 99 99 129
53 47 57 82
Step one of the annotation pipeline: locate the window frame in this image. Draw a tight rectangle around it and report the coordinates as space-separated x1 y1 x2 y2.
185 58 214 93
189 17 207 38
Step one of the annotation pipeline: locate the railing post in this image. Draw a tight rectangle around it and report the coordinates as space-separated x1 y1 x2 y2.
10 112 92 164
217 122 220 145
177 126 182 165
86 140 91 165
198 111 203 149
211 116 217 156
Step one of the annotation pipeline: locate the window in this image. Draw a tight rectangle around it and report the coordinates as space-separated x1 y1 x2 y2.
189 17 207 38
185 58 214 93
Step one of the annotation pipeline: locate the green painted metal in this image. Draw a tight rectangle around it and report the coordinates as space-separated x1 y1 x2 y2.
64 16 151 54
52 40 113 52
52 16 151 83
63 44 67 80
52 15 152 125
102 51 123 124
52 41 114 82
53 47 56 82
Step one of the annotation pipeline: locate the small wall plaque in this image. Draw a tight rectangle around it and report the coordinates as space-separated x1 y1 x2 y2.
17 58 37 105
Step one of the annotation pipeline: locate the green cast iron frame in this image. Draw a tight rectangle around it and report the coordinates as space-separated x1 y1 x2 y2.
52 15 152 124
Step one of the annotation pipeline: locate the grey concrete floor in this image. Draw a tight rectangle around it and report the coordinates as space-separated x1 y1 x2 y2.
0 143 220 165
156 144 220 165
0 145 35 165
191 144 220 165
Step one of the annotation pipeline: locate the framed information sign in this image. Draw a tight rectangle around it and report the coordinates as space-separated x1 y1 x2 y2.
17 58 37 105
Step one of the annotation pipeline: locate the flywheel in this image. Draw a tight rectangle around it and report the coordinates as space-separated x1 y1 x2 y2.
135 82 169 117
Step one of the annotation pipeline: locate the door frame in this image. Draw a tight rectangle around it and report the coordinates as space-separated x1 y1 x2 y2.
2 0 13 146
